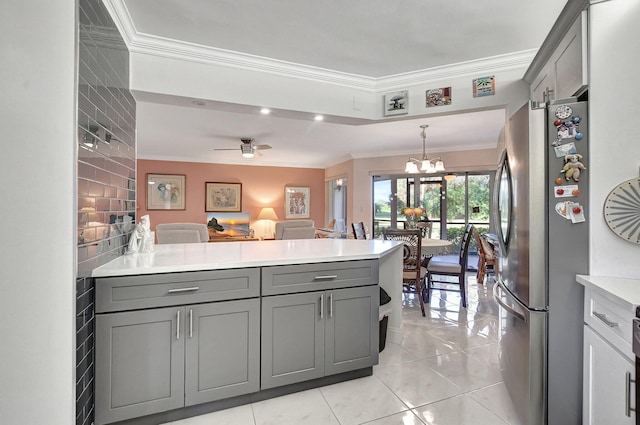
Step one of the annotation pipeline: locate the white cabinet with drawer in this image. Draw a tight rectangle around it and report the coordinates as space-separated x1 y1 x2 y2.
579 275 640 425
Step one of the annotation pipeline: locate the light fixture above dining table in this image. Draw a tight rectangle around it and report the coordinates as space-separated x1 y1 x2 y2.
404 124 445 174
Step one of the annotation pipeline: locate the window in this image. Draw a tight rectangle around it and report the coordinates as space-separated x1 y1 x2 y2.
372 172 494 246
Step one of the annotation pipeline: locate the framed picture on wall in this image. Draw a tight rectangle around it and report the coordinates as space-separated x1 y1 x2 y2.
205 182 242 212
146 173 186 210
285 186 310 219
384 90 409 116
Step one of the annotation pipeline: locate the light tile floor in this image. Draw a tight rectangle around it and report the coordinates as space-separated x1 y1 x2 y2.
164 276 524 425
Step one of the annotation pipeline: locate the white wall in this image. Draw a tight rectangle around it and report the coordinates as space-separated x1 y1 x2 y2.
589 0 640 278
0 1 76 424
130 51 531 122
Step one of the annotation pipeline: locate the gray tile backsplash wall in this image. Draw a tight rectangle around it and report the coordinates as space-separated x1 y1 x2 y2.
76 0 136 424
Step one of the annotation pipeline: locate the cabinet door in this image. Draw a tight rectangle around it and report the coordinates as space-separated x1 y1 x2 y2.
95 307 185 425
531 66 554 103
553 12 588 99
583 326 635 425
325 286 379 375
261 292 325 389
184 299 260 406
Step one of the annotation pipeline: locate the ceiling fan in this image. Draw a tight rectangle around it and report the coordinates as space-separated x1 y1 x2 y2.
214 138 272 159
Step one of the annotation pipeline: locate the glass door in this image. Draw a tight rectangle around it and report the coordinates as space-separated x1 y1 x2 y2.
373 172 493 244
373 175 443 238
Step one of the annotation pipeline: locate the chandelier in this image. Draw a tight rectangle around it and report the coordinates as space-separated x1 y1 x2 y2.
404 125 445 174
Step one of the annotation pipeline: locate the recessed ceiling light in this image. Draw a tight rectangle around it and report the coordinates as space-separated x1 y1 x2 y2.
314 115 324 121
260 108 271 115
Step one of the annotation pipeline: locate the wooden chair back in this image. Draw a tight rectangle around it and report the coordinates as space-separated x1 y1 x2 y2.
351 221 367 239
383 229 426 315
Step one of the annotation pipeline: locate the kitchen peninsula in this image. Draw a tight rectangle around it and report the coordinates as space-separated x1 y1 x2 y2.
92 239 403 425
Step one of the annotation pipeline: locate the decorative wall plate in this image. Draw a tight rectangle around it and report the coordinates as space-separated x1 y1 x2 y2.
603 177 640 244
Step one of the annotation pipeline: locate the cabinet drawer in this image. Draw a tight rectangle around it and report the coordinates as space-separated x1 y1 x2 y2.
96 269 260 313
262 260 379 295
584 288 633 359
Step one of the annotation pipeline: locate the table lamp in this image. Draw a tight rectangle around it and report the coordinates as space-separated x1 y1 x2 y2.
257 207 278 238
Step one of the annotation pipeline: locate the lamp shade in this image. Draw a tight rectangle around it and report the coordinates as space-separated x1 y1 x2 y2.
404 161 419 173
444 174 457 181
257 207 278 221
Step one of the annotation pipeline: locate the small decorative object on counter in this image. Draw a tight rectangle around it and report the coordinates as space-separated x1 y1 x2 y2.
127 214 154 254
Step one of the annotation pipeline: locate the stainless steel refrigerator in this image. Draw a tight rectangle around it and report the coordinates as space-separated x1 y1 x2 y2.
493 99 589 425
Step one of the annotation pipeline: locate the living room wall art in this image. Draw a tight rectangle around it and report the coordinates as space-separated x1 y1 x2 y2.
146 173 186 210
206 182 242 212
285 186 310 219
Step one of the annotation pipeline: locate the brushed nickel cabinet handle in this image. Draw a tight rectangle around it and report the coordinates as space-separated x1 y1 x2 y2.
176 310 181 340
593 311 619 328
320 294 324 319
314 275 338 280
626 371 636 417
168 286 200 294
328 293 333 318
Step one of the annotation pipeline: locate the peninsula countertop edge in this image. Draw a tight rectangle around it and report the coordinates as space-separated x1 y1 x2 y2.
92 239 403 278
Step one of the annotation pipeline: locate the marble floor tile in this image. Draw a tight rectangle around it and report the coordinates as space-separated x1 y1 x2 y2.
398 327 458 360
374 359 461 408
413 394 510 425
251 388 340 425
423 350 503 392
319 375 408 425
376 340 418 367
470 382 524 425
462 342 501 369
360 410 426 425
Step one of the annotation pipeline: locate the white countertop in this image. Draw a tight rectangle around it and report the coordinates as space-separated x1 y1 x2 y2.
576 274 640 311
92 238 402 277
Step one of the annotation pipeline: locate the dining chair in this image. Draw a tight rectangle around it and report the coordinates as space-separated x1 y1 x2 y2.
417 221 433 238
351 221 367 239
472 227 496 284
425 224 474 308
383 229 426 316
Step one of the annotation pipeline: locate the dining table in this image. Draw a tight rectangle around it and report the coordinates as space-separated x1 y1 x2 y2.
421 238 453 256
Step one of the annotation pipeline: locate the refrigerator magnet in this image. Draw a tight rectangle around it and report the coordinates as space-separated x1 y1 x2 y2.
554 105 573 119
554 184 580 198
554 142 577 158
569 203 586 223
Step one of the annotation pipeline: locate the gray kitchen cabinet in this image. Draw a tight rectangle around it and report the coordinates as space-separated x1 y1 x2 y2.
325 285 379 376
96 299 260 424
185 299 260 406
95 306 185 425
95 269 261 425
261 285 379 390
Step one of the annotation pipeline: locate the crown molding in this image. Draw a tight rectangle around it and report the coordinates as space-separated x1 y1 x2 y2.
105 0 535 92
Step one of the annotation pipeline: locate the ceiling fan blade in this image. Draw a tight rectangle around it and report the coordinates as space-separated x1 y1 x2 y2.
213 148 238 151
255 144 272 150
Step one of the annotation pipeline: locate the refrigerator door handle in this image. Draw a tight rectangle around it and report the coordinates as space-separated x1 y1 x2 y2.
493 280 527 323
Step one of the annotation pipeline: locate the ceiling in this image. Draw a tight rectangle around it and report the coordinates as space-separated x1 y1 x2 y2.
114 0 567 168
